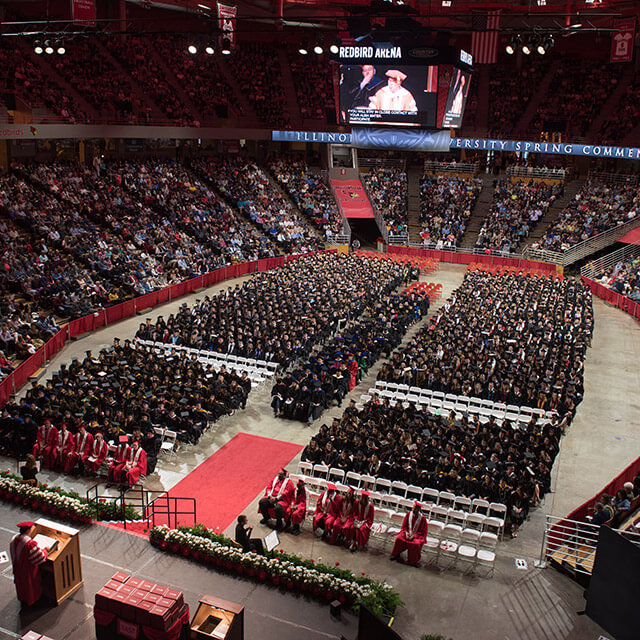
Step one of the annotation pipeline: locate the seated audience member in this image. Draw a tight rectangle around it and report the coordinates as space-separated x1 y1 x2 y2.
259 469 295 531
591 502 610 527
85 432 108 475
330 488 356 546
599 493 615 521
32 419 57 460
20 454 39 486
108 437 130 484
347 491 375 552
235 514 265 555
288 479 307 536
312 483 337 537
390 502 428 567
118 440 147 487
43 422 73 471
624 481 636 501
63 424 93 474
614 488 631 516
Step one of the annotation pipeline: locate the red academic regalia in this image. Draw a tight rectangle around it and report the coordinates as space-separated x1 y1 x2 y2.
262 476 295 517
348 500 375 547
123 447 147 486
108 443 130 481
289 488 307 526
391 511 428 566
64 430 94 474
313 490 335 532
347 359 358 390
33 423 57 459
44 428 73 470
330 497 355 545
86 438 108 474
9 533 48 605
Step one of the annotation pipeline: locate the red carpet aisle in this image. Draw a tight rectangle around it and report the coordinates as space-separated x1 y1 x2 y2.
103 433 303 536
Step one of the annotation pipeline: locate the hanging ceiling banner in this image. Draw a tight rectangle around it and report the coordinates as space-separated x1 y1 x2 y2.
611 17 636 63
217 3 237 50
71 0 96 26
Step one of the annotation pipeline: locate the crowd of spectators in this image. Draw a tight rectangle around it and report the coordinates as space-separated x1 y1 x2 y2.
269 159 344 238
289 49 335 121
529 57 623 139
226 44 290 127
591 254 640 302
193 156 323 253
135 253 416 370
0 338 250 472
377 267 592 416
419 175 483 247
301 396 560 530
531 181 640 253
108 36 198 126
599 76 640 144
487 59 550 136
272 282 428 424
475 180 562 253
362 168 408 235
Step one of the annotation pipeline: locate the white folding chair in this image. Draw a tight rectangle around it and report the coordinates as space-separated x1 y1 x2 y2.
429 505 448 524
328 468 345 485
457 529 480 571
454 496 472 512
391 480 408 497
345 471 361 488
422 487 439 505
423 520 443 563
465 512 486 531
360 474 376 490
438 524 461 568
472 498 490 515
313 463 329 479
446 509 467 533
438 491 455 509
160 429 178 455
298 461 313 476
477 532 498 576
406 485 423 501
375 477 392 494
386 512 405 550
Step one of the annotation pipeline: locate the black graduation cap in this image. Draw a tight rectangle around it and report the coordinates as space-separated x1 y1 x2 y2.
179 398 189 404
171 385 180 392
180 411 189 417
144 391 153 399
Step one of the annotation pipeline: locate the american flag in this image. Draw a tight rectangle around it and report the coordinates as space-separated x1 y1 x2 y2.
471 11 501 64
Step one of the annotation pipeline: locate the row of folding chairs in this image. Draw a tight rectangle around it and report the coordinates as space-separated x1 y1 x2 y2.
373 381 556 421
294 466 507 537
135 339 278 380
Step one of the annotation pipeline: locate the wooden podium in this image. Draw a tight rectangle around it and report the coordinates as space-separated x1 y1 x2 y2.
33 518 83 605
190 595 244 640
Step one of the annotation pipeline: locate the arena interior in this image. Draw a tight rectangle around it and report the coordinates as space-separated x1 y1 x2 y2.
1 1 640 639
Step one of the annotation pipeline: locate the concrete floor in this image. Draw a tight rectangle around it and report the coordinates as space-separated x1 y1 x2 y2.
1 262 633 640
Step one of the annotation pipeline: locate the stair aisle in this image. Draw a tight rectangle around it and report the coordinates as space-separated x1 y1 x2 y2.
407 166 424 244
459 173 495 248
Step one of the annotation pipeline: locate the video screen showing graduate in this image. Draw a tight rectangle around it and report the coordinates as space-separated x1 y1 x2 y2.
441 68 471 129
339 63 438 127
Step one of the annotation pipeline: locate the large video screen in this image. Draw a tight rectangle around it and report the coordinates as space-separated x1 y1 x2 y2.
441 68 472 129
339 63 438 127
334 45 473 129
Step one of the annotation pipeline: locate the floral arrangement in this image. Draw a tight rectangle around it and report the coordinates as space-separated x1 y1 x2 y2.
149 524 402 616
0 471 139 523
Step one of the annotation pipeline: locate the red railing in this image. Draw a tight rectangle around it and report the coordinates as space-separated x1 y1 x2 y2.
581 276 640 321
0 255 303 407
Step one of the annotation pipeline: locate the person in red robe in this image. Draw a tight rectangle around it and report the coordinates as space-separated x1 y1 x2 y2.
9 521 48 606
288 479 307 535
119 440 147 487
313 483 337 537
258 468 295 531
86 432 109 475
64 424 93 474
43 423 73 471
347 491 375 551
330 488 356 545
347 357 359 390
32 419 57 460
390 502 428 567
108 438 130 483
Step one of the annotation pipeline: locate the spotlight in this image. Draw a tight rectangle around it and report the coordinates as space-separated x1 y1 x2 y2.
34 41 43 55
329 44 339 55
57 41 66 55
45 41 54 55
298 43 308 55
205 45 215 55
221 37 231 55
538 34 554 55
313 44 323 55
506 35 521 55
187 44 197 54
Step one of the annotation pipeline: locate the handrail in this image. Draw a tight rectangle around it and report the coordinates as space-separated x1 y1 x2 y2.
506 166 570 181
581 243 640 279
358 157 406 168
523 216 640 266
540 514 640 577
424 160 479 175
587 170 639 185
361 178 391 243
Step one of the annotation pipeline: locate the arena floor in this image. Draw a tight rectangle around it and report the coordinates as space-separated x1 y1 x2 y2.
2 261 637 640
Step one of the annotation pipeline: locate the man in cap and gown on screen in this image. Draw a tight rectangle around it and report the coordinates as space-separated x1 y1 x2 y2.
9 521 48 606
369 70 418 112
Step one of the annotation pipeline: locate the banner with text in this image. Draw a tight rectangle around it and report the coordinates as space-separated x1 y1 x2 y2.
611 17 636 63
330 178 374 219
71 0 96 26
217 3 237 50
